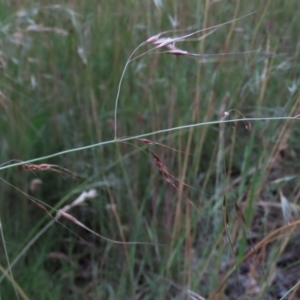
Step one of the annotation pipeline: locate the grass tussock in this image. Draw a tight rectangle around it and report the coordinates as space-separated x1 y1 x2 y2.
0 0 300 299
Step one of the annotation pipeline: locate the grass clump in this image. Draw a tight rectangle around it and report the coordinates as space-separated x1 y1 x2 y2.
0 0 300 299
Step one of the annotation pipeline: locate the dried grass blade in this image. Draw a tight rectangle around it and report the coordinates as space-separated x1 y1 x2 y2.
0 264 29 300
58 211 160 246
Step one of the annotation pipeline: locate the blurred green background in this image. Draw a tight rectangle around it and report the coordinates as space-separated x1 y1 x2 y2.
1 0 300 299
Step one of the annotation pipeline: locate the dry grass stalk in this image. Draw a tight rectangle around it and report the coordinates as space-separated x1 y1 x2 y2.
57 210 159 246
0 264 29 300
57 190 160 246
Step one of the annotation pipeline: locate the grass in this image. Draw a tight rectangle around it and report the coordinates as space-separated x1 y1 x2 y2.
0 0 300 299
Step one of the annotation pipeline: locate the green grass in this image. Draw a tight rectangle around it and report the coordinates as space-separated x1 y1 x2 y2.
0 0 300 299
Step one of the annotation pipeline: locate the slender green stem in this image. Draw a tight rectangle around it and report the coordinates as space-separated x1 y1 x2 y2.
0 116 298 171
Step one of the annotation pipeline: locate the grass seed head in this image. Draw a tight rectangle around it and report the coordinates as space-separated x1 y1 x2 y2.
166 49 189 56
140 138 154 145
